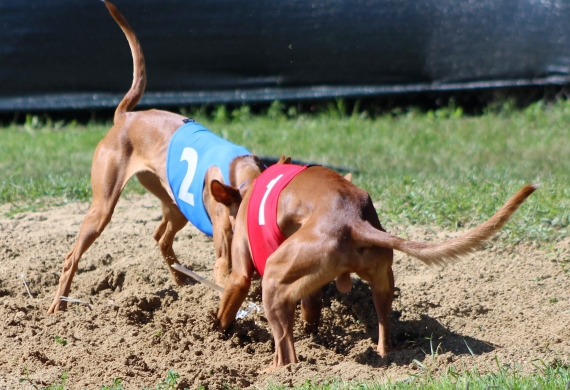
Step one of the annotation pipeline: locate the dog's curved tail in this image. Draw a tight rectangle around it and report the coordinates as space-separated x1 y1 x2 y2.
103 0 146 121
353 184 537 266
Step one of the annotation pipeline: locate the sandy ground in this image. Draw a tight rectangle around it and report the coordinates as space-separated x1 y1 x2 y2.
0 193 568 389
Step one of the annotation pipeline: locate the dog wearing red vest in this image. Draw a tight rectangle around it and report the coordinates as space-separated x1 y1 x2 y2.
210 159 536 371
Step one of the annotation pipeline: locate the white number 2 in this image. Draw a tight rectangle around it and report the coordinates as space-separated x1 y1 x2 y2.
258 174 283 225
178 147 198 206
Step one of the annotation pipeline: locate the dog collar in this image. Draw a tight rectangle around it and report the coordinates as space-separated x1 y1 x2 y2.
238 180 251 190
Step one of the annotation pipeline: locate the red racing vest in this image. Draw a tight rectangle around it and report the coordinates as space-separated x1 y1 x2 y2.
247 164 308 276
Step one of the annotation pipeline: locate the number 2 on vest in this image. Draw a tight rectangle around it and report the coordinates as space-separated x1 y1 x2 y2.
258 174 283 225
178 147 198 206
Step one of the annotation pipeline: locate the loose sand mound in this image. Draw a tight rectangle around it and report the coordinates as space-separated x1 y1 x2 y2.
0 194 568 389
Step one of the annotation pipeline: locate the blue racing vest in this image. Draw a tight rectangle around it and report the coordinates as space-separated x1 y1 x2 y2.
166 120 250 236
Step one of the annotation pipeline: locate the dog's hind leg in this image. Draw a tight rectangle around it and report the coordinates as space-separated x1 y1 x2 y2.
136 171 190 286
48 144 133 313
357 248 395 357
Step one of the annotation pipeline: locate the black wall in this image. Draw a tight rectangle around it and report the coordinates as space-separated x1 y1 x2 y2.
1 0 569 110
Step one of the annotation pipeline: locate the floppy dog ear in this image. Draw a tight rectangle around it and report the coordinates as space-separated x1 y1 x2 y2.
210 180 241 207
276 155 292 164
344 173 352 182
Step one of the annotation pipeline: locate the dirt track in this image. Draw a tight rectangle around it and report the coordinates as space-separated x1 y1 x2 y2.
1 194 568 389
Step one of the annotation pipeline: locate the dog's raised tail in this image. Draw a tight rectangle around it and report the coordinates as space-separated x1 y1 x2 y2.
354 184 538 266
103 0 146 120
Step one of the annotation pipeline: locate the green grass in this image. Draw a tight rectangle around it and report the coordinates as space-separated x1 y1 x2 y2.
0 121 105 209
0 120 143 213
207 101 569 243
1 99 569 242
23 362 570 389
268 359 570 390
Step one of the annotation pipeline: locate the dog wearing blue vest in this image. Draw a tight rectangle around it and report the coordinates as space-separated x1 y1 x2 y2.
47 1 264 314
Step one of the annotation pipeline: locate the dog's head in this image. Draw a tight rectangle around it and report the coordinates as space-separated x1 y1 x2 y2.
209 179 242 230
203 154 266 284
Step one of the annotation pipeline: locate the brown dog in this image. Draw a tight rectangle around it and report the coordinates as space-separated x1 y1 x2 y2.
210 163 536 370
47 1 264 314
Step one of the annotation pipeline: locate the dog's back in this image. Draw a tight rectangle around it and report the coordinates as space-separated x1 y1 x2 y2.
277 166 383 238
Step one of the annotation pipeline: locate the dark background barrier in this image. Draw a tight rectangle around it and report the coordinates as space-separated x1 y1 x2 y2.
1 0 569 111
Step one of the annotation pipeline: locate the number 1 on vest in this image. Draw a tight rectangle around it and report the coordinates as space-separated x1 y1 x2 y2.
178 147 198 206
258 174 283 225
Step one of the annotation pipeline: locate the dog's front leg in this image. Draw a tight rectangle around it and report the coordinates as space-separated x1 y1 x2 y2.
212 218 232 287
216 272 251 330
216 227 253 331
262 277 298 371
205 169 238 287
151 202 190 286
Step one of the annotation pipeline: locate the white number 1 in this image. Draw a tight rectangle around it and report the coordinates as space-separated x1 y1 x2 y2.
258 174 283 225
178 147 198 206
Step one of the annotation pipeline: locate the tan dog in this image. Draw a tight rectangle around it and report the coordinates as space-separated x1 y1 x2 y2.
48 1 264 314
210 163 536 370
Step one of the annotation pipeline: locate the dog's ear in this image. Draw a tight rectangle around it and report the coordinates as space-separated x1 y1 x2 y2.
210 180 241 207
276 155 292 164
344 173 352 182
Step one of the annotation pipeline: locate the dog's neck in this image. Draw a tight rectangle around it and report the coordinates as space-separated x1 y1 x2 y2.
230 155 265 189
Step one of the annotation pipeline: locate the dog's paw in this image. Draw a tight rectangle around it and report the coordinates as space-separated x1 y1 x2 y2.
47 299 67 314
